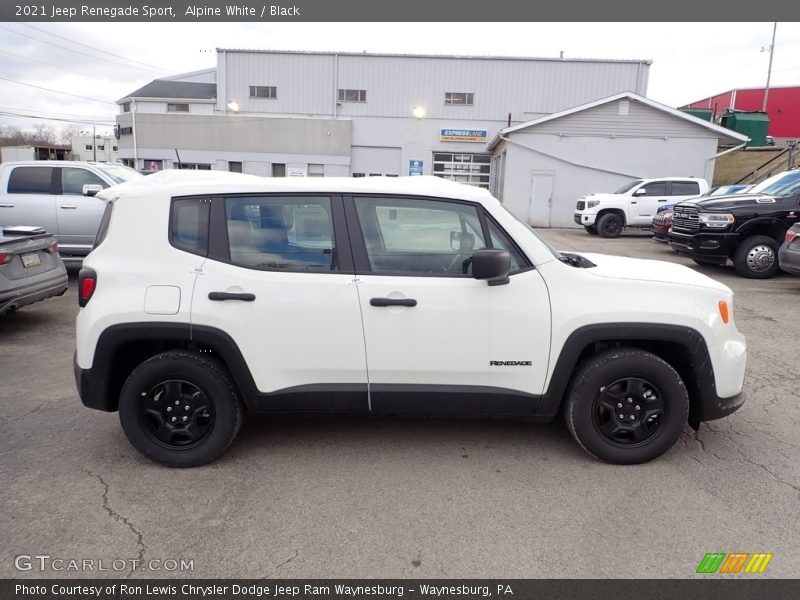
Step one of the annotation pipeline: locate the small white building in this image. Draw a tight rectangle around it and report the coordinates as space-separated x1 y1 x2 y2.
70 133 120 163
488 92 748 227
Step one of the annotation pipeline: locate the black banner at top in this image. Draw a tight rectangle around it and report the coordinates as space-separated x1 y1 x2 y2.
0 0 798 22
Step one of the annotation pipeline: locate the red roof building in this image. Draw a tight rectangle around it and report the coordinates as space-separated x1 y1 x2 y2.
685 86 800 140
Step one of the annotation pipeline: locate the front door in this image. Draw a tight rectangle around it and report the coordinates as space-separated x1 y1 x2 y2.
190 194 368 411
633 181 668 223
347 194 551 414
529 172 555 227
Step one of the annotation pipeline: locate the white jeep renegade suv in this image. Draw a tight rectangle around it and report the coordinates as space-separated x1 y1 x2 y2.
574 177 709 238
75 171 746 467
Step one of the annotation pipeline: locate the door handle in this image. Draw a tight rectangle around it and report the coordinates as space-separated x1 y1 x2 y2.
658 199 668 202
631 201 637 204
370 297 417 307
0 203 14 208
208 292 256 301
60 205 78 209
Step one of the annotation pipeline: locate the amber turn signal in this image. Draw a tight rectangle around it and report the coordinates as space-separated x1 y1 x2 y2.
718 300 730 324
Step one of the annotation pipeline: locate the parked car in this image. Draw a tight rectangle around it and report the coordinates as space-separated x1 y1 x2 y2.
0 161 141 261
652 185 753 242
574 177 710 238
669 169 800 278
0 225 68 315
75 172 746 467
778 223 800 275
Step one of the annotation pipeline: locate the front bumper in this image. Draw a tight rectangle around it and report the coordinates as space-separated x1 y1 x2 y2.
0 272 68 315
778 244 800 276
574 212 597 227
697 390 746 423
668 230 739 264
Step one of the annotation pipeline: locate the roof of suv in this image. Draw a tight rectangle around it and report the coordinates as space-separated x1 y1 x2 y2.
98 171 496 204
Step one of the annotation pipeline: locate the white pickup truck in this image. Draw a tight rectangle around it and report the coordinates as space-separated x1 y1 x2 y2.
0 161 141 260
574 177 709 238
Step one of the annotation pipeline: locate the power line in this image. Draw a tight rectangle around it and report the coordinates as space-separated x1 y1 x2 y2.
0 26 165 76
0 111 115 125
0 105 114 120
19 23 169 74
0 76 116 105
0 48 105 79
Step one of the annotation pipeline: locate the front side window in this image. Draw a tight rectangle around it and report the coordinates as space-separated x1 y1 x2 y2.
354 197 487 276
225 196 337 271
171 198 210 256
615 179 643 194
641 182 667 196
61 168 107 195
7 167 52 194
670 181 700 196
249 85 277 99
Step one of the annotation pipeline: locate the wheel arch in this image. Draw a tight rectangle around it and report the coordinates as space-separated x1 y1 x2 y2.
537 323 715 429
735 219 788 248
596 208 627 225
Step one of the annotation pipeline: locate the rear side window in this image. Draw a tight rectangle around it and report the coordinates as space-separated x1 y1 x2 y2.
62 168 107 195
670 181 700 196
7 167 52 194
171 198 210 256
224 196 336 271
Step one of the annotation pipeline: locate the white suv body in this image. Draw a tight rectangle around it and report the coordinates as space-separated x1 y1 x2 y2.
574 177 709 238
75 172 746 467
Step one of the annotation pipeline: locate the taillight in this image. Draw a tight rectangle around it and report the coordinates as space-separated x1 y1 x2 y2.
0 252 11 265
78 268 97 307
786 229 798 244
45 240 59 254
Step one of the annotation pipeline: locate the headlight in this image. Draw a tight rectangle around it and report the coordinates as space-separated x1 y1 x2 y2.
587 200 600 208
699 213 735 228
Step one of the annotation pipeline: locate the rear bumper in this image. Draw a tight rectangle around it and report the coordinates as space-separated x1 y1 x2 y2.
0 272 68 315
778 244 800 275
74 352 115 411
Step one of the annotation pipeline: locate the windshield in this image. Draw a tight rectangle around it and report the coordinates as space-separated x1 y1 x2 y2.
614 179 643 194
750 171 800 197
95 165 143 184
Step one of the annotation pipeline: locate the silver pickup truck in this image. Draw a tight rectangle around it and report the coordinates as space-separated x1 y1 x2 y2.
0 161 141 261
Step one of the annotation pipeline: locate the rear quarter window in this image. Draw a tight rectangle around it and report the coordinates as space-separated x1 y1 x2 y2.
170 198 210 256
7 166 53 194
93 202 113 248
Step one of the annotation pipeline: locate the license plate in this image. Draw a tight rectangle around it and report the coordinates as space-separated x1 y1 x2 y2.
21 252 41 268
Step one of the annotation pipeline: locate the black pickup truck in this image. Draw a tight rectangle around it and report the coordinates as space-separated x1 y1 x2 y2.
668 169 800 278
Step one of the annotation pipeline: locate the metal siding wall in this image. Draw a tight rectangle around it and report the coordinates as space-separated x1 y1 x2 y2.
223 51 648 121
530 99 721 139
350 146 402 175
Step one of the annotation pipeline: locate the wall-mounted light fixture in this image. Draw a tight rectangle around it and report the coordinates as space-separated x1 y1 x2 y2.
412 106 426 119
227 101 240 112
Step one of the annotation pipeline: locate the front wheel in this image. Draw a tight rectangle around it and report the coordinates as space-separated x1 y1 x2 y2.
564 348 689 464
118 351 243 468
733 235 780 278
597 213 623 238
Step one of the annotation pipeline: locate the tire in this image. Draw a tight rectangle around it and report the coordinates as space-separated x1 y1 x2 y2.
584 226 598 235
597 213 623 238
564 348 689 465
733 235 780 279
118 351 243 468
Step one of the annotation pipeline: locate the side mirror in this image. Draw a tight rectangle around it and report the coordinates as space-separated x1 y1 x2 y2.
83 184 103 197
472 248 511 286
633 187 647 196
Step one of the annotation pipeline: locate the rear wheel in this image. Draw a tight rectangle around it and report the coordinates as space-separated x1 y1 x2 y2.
597 213 623 238
733 235 780 279
584 225 598 235
564 348 688 464
118 351 243 468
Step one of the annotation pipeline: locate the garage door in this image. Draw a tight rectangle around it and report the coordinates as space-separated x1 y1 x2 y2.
350 147 401 177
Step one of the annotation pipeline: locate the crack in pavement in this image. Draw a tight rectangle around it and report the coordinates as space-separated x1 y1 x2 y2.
265 550 299 578
0 396 73 426
83 469 146 576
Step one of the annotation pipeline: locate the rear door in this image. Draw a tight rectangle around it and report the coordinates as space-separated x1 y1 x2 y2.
190 193 368 411
54 167 109 255
0 166 57 235
346 194 551 414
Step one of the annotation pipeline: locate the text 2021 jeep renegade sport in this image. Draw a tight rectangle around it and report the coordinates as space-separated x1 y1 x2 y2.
75 171 747 467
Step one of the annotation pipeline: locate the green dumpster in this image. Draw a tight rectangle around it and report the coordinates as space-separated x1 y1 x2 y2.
719 110 770 147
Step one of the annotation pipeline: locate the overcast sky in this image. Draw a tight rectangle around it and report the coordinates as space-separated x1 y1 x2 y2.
1 21 799 136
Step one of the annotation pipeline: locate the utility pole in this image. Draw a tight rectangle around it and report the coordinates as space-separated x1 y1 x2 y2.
92 125 97 162
762 22 777 112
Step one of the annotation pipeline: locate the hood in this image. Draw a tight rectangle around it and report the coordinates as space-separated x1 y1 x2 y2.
578 252 731 293
687 193 778 211
578 192 624 202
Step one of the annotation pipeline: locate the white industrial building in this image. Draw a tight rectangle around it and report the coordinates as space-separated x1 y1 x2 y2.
70 133 120 163
114 49 742 227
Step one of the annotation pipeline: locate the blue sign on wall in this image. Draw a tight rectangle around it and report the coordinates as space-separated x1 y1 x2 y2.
409 159 424 176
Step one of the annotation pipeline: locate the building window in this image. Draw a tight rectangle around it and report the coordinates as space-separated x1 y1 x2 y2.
229 161 243 173
445 92 474 106
175 162 211 170
167 103 190 112
145 160 163 172
97 145 105 151
272 163 286 177
352 173 365 178
112 146 118 152
85 144 93 151
338 89 367 103
121 102 131 113
308 164 324 177
249 86 277 99
432 153 491 189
